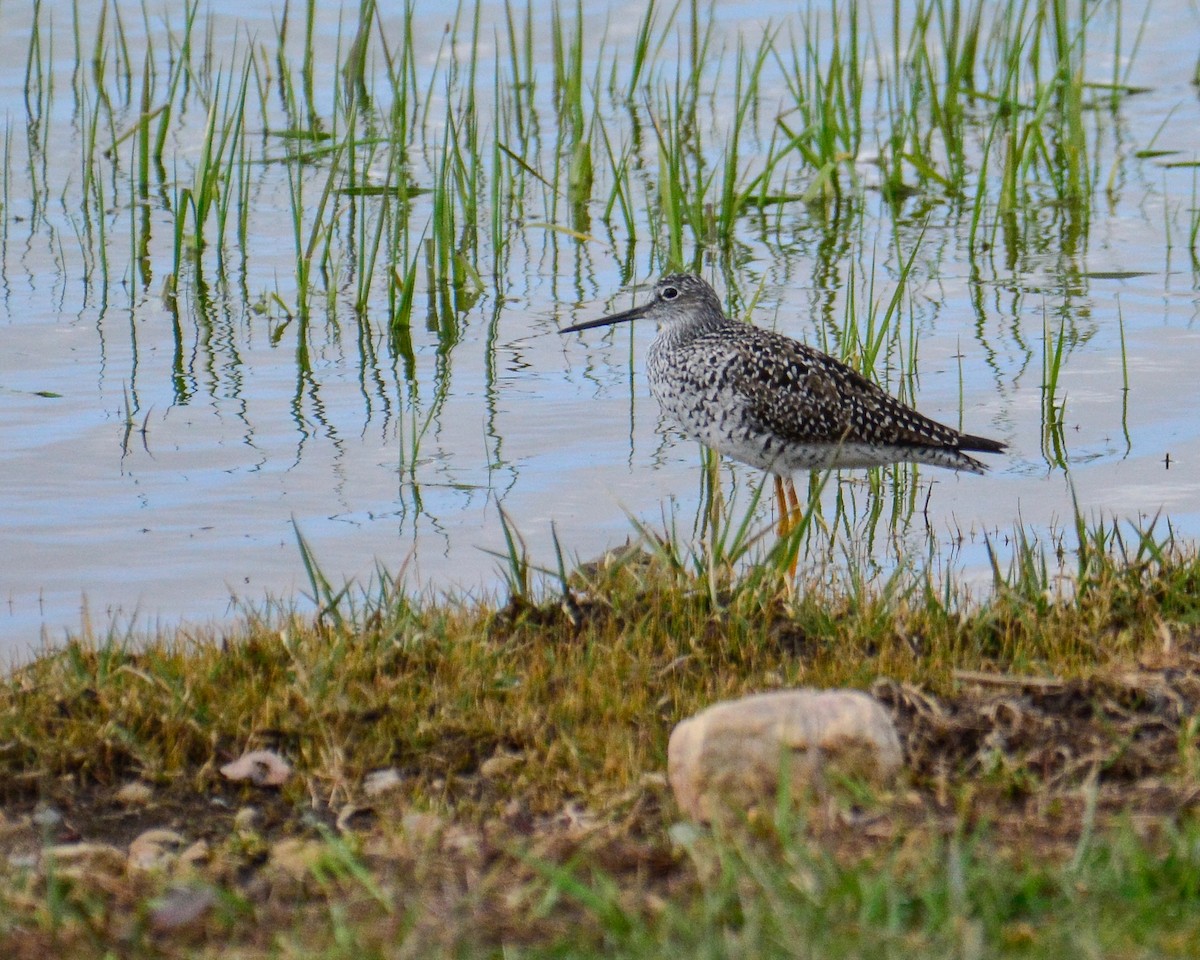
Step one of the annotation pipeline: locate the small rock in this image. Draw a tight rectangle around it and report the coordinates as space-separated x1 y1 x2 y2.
149 885 216 933
220 749 291 787
667 688 903 822
362 768 403 797
233 806 260 832
479 749 522 780
128 828 188 872
115 781 155 807
31 805 63 830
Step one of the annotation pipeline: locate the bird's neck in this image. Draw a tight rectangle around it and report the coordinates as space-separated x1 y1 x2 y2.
655 313 727 347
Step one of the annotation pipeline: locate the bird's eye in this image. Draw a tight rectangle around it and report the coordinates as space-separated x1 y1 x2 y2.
661 286 679 300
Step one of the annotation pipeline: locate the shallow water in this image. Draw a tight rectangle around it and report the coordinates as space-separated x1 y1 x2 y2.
2 0 1199 660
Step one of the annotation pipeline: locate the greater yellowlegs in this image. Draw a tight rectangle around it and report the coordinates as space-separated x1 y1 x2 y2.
560 274 1005 531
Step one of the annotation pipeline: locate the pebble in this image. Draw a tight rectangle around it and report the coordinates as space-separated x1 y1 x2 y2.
667 688 903 822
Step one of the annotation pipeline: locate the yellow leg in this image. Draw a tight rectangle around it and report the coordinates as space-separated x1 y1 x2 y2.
774 475 789 538
784 477 801 521
775 476 802 535
773 475 802 581
784 477 801 580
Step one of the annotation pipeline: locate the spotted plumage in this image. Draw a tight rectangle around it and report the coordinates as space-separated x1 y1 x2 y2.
560 273 1005 476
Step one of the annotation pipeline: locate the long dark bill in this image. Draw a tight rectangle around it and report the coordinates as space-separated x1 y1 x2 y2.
558 301 650 334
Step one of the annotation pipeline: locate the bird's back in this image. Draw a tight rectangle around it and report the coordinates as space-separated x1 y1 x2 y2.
646 317 1004 475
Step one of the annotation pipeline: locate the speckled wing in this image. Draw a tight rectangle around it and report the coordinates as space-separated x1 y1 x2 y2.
725 325 966 450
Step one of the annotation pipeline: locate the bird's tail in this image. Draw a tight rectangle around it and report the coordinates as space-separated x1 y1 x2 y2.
958 433 1007 455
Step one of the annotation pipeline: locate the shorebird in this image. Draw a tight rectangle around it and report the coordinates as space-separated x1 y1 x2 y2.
560 273 1004 537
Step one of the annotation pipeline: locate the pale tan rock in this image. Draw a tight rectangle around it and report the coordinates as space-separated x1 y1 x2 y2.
362 768 403 797
115 781 155 807
128 828 188 872
479 749 523 779
220 749 291 786
667 689 903 822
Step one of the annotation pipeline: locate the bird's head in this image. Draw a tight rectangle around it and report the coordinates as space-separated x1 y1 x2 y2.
559 273 722 334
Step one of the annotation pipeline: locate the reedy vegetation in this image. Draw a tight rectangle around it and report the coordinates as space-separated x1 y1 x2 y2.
12 3 1193 630
11 0 1181 452
6 4 1200 949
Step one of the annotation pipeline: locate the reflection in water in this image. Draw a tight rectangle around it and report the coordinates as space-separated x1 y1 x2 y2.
0 0 1199 656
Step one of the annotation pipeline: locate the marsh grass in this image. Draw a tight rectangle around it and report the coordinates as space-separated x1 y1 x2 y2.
26 0 1144 307
5 3 1199 949
4 508 1200 954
